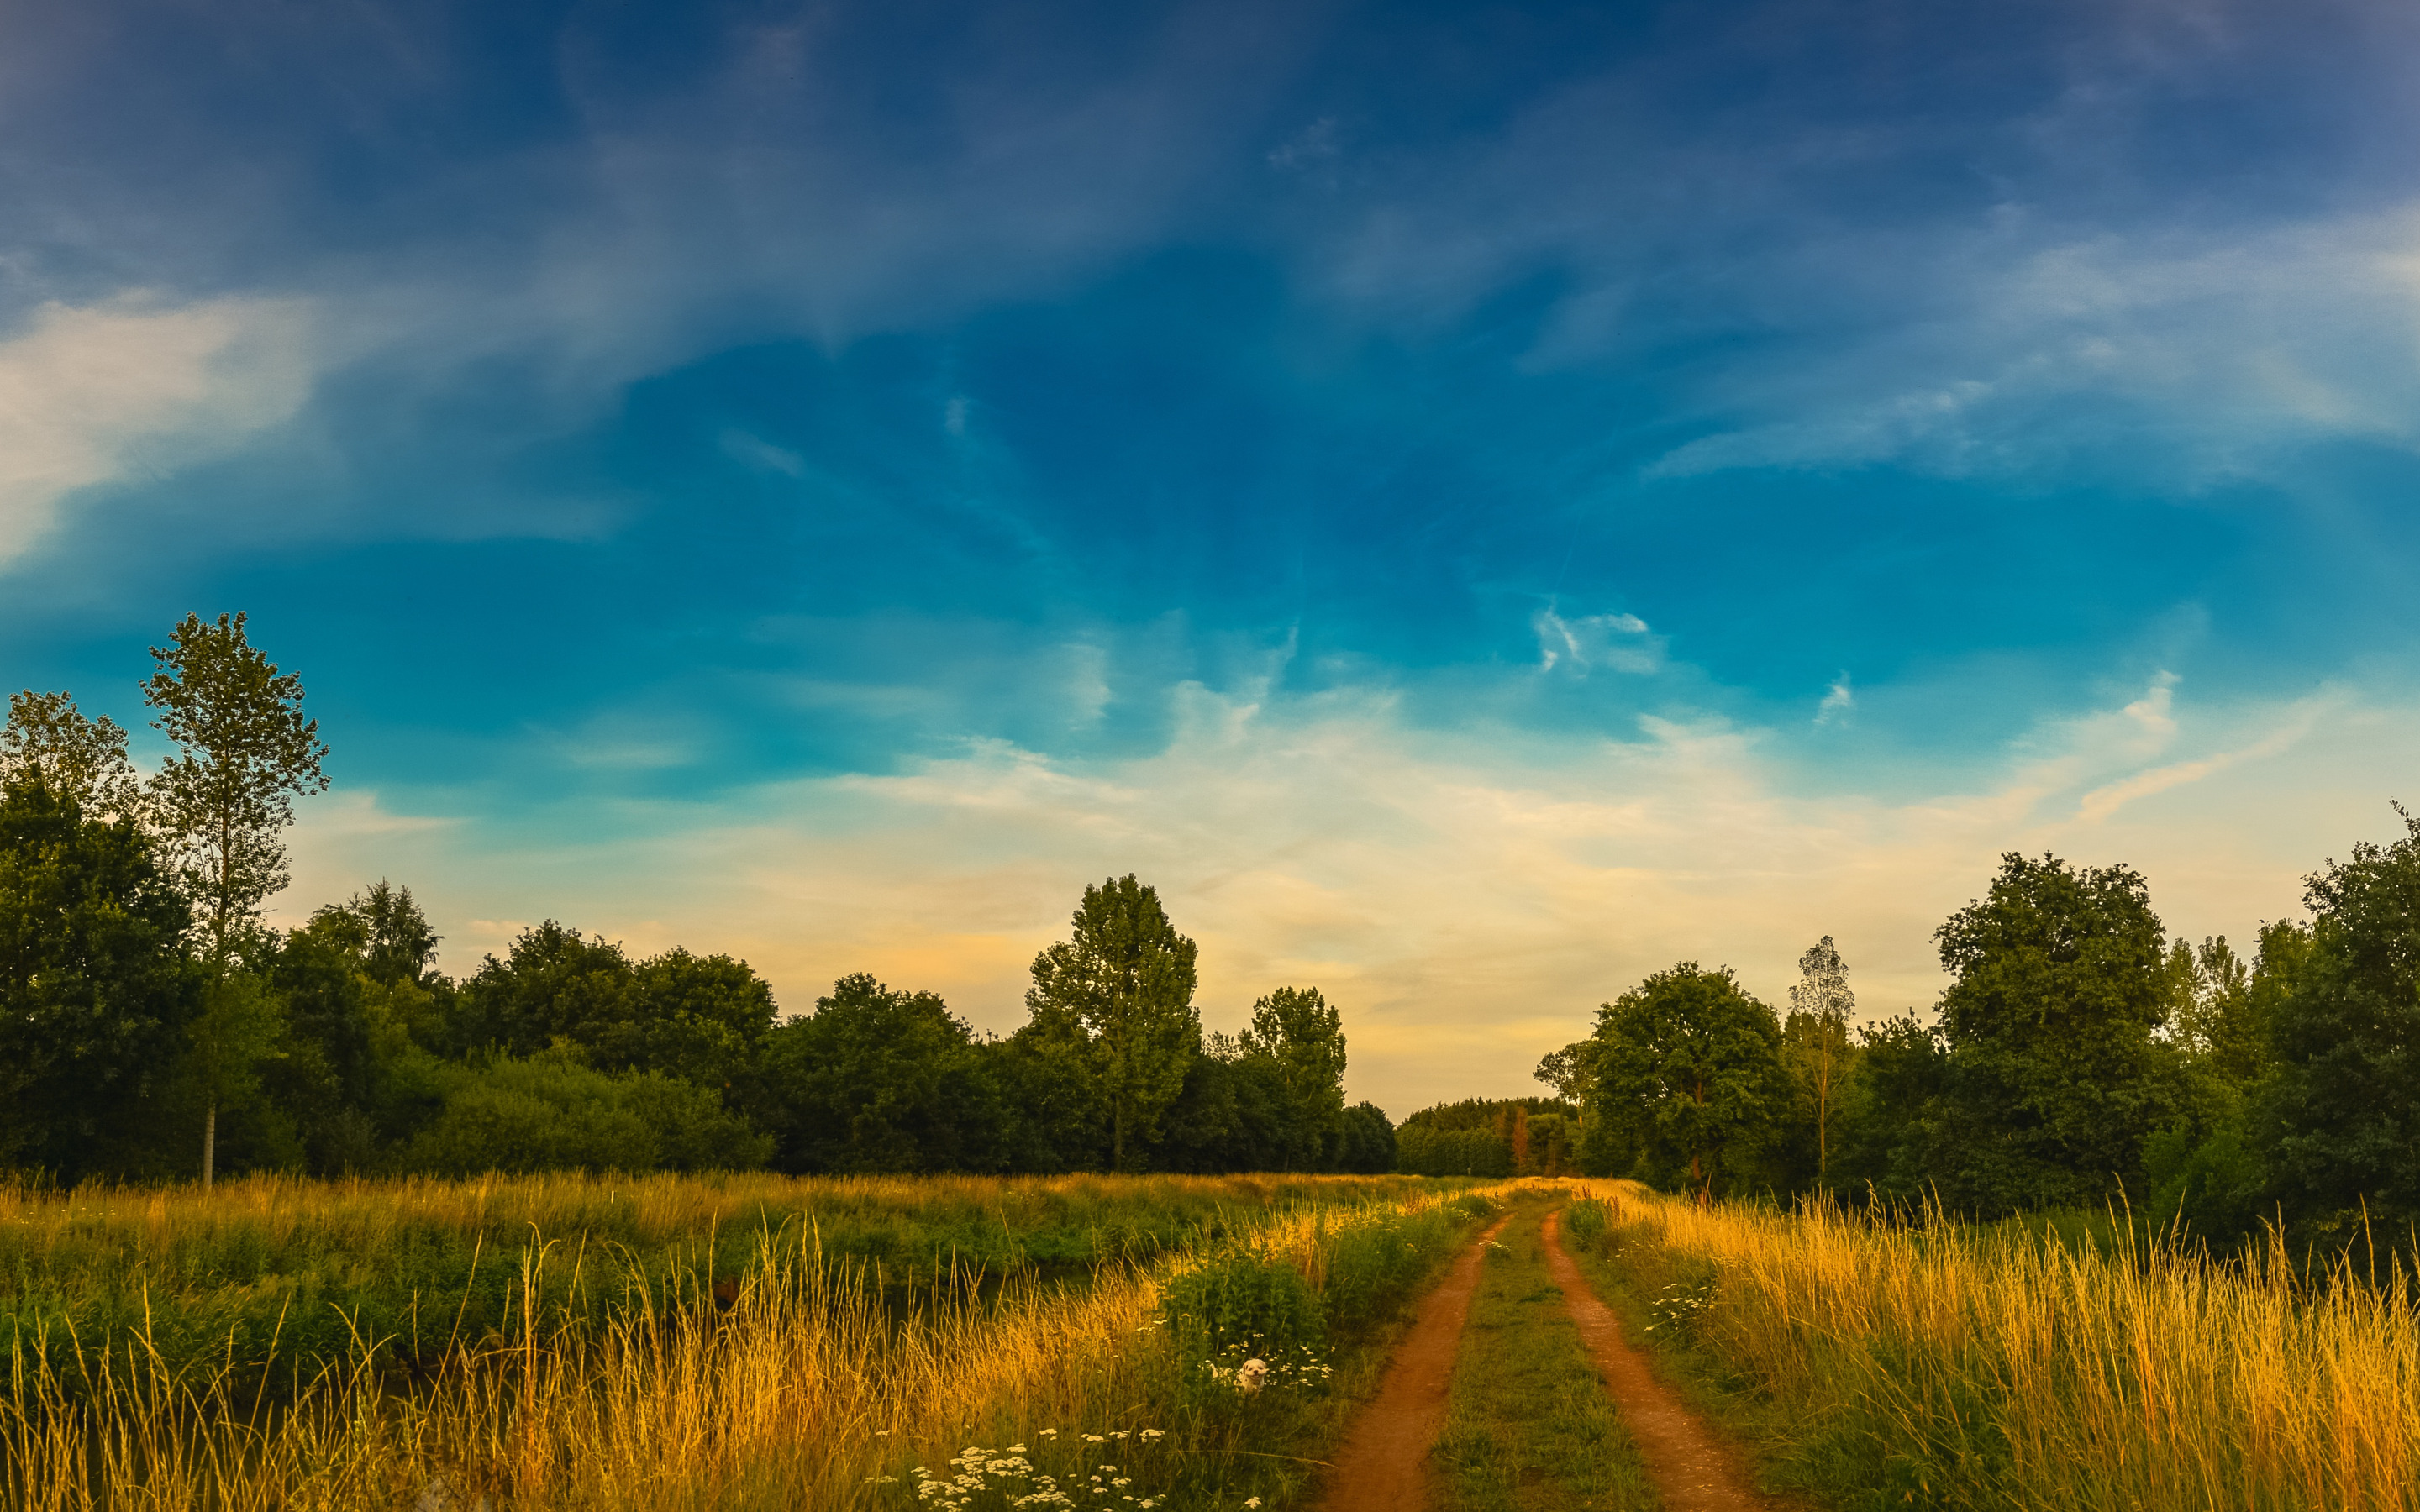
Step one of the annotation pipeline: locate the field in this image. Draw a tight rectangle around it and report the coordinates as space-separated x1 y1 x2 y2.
14 1173 2420 1511
2 1171 1496 1510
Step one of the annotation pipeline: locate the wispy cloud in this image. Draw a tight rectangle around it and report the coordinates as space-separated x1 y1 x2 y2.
0 295 318 562
1534 606 1662 676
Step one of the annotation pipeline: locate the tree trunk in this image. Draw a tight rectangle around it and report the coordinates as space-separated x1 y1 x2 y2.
203 1102 217 1190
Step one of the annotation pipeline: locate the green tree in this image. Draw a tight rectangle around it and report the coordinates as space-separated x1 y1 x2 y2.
2260 808 2420 1231
0 780 196 1179
183 970 287 1184
142 612 328 1187
1238 984 1349 1169
143 613 329 960
1932 852 2177 1215
1783 936 1857 1182
450 921 637 1058
1333 1101 1397 1173
754 974 1002 1173
2 691 144 822
1828 1012 1949 1201
1024 875 1201 1171
309 879 443 989
1591 963 1786 1204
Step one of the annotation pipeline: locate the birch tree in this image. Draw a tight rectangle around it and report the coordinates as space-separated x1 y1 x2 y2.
143 612 328 1186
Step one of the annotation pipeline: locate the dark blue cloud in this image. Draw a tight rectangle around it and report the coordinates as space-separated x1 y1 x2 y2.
6 0 2420 827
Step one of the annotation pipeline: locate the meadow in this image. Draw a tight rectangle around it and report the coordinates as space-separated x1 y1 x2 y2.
2 1171 1496 1509
1567 1182 2420 1512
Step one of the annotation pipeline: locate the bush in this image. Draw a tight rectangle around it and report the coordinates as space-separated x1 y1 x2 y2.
395 1053 772 1175
1160 1247 1326 1363
1564 1196 1611 1244
1318 1205 1459 1334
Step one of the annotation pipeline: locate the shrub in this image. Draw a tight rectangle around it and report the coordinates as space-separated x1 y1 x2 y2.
1318 1205 1457 1334
1564 1196 1611 1244
1160 1246 1326 1366
395 1053 772 1175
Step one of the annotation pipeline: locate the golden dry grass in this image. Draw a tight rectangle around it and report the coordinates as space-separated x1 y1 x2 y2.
1589 1180 2420 1511
3 1176 1489 1510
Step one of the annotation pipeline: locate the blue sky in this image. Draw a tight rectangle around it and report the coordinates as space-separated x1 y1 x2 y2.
8 0 2420 1110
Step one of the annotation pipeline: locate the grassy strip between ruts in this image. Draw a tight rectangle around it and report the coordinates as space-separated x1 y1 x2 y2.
1434 1193 1655 1512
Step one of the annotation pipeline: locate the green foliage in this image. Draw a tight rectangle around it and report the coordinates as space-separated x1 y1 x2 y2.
1318 1200 1467 1334
1590 962 1787 1201
2260 808 2420 1233
1160 1246 1327 1370
1397 1123 1513 1176
1 691 143 822
1024 874 1202 1170
304 879 443 990
1237 985 1349 1168
1829 1012 1951 1201
754 974 1004 1173
1931 853 2179 1215
141 612 329 961
1562 1195 1611 1243
0 780 197 1179
395 1053 774 1175
450 922 775 1095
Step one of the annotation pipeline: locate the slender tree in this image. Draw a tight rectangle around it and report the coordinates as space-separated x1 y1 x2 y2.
142 612 329 1186
1025 875 1200 1171
1535 1041 1600 1129
1784 936 1856 1180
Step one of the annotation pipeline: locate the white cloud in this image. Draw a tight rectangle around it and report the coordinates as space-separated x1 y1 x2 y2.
285 669 2413 1117
1534 606 1661 675
1816 674 1854 726
0 294 318 562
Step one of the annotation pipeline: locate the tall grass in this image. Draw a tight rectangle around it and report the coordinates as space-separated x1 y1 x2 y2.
3 1176 1495 1509
1583 1182 2420 1511
1 1170 1444 1390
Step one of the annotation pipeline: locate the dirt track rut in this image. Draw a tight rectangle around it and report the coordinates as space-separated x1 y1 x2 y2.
1542 1207 1776 1511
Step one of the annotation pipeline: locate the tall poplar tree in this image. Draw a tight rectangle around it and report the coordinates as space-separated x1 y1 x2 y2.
1025 874 1200 1171
143 612 329 1186
1784 936 1856 1180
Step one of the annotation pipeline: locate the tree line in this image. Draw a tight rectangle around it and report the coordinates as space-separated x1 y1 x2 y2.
1539 832 2420 1246
0 616 1391 1184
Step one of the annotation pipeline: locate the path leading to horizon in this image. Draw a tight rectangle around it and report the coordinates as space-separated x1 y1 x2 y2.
1318 1194 1776 1512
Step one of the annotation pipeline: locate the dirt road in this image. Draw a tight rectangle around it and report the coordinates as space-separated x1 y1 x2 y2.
1541 1207 1776 1511
1313 1214 1512 1512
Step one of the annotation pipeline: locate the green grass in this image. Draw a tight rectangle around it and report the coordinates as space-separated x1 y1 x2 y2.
1434 1197 1655 1512
0 1169 1464 1398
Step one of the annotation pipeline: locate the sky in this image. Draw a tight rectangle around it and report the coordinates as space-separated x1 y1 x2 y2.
6 0 2420 1116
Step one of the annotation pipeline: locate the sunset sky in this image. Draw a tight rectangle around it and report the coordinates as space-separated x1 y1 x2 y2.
8 0 2420 1113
